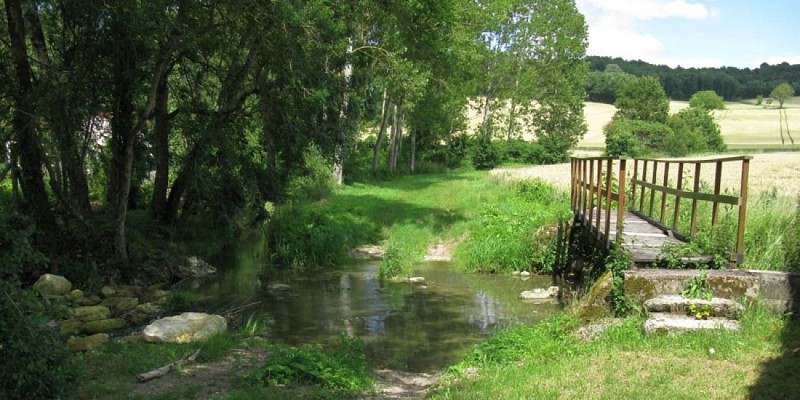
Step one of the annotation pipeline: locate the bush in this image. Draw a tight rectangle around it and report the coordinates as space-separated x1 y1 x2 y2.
668 107 726 154
604 118 672 157
0 282 75 399
380 223 431 279
495 139 547 165
470 137 501 170
286 144 336 203
267 203 355 269
689 90 725 111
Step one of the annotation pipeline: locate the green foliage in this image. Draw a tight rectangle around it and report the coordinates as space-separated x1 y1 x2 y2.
614 76 670 123
267 203 355 270
682 272 713 301
770 83 795 108
668 107 726 154
689 90 725 111
256 336 373 395
286 144 336 203
456 313 577 368
585 69 636 104
0 210 48 280
166 289 197 312
756 95 764 105
456 179 571 274
605 249 633 317
783 197 800 271
0 281 76 399
381 223 431 279
604 118 672 157
469 138 501 170
494 139 547 165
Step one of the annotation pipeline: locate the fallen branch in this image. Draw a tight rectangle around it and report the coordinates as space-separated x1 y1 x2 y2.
136 349 201 383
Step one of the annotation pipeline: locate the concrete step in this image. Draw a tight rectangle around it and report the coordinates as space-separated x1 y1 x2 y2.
644 295 744 319
644 312 741 335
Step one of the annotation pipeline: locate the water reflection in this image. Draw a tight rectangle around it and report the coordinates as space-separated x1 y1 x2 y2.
198 238 560 372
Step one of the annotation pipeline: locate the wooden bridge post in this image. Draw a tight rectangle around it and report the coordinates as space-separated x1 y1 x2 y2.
734 157 751 264
616 158 627 245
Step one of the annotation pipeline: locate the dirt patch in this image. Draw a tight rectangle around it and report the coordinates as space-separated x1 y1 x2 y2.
134 347 269 399
362 369 440 399
424 239 460 262
350 245 386 260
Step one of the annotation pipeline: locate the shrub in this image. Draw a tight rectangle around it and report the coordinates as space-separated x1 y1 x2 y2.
784 197 800 271
495 139 547 165
604 118 672 157
0 281 76 399
470 137 501 170
668 107 726 154
267 203 354 269
286 144 336 203
380 223 430 279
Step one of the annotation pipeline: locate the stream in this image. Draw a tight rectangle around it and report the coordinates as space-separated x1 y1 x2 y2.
191 231 561 373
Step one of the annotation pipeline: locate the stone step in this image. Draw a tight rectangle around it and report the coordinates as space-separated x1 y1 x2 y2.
643 295 744 319
644 313 741 335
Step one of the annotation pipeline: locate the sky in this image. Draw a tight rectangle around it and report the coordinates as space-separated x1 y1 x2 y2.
575 0 800 69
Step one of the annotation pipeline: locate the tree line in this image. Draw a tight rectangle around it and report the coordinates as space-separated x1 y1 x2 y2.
1 0 588 273
587 56 800 102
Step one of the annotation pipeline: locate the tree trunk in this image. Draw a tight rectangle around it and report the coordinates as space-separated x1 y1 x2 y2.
372 91 389 172
783 109 794 145
481 86 493 139
4 0 56 230
410 129 416 173
333 38 354 185
150 74 171 220
388 103 399 172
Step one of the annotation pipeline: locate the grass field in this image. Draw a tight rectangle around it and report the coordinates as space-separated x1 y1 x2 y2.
578 98 800 150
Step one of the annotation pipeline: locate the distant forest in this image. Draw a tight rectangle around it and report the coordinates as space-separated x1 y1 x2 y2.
586 56 800 102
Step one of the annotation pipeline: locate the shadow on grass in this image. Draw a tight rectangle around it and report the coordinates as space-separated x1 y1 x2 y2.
748 276 800 399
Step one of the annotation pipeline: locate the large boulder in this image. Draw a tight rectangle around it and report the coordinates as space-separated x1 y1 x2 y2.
174 256 217 279
644 313 740 335
32 274 72 296
143 312 227 343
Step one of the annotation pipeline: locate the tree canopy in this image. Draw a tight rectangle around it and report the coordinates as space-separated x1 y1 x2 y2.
770 83 795 108
689 90 725 111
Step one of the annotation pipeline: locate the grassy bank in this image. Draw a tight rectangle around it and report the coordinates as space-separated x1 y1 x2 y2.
431 304 800 399
268 171 571 276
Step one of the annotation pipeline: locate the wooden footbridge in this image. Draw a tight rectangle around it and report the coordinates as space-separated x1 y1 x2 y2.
570 156 751 267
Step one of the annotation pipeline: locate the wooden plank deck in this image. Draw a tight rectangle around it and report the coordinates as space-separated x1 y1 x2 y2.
578 210 686 264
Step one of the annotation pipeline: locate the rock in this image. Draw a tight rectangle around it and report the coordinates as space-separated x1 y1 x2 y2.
519 286 560 300
74 295 102 307
520 271 531 277
409 277 426 283
100 286 117 298
175 256 217 278
68 333 109 352
67 289 85 301
143 312 227 343
511 271 521 276
102 296 139 314
117 285 140 297
643 295 744 319
349 245 385 260
32 274 72 296
81 318 127 333
575 271 613 322
70 305 111 322
576 319 624 342
145 289 169 303
59 319 83 336
127 303 163 325
268 283 291 291
643 313 741 335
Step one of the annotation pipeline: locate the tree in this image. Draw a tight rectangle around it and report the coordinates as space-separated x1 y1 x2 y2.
770 83 795 109
689 90 725 111
614 76 670 123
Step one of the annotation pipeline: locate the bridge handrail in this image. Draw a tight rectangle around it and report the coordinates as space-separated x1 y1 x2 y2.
570 155 751 266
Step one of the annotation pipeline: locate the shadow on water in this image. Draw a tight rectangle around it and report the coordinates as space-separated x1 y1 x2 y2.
747 275 800 399
198 238 561 372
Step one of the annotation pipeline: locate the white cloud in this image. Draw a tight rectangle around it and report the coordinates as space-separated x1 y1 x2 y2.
577 0 711 64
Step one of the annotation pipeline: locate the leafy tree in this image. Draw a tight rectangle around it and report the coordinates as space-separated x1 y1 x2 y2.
689 90 725 111
614 76 670 123
604 119 672 157
770 83 795 108
668 107 726 154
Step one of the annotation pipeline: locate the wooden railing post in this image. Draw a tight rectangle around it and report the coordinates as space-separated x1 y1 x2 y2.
672 162 684 229
689 162 702 237
712 161 723 225
603 158 613 246
734 157 751 264
616 158 627 245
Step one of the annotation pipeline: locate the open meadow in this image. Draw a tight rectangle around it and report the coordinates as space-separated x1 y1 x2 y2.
578 97 800 150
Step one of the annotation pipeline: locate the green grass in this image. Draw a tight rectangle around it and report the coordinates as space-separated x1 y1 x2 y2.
269 171 571 275
431 304 800 399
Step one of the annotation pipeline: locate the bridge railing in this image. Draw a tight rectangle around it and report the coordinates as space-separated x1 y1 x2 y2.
570 156 628 248
571 155 751 266
629 155 751 265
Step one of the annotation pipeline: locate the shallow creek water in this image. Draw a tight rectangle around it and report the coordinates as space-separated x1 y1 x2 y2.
192 232 561 373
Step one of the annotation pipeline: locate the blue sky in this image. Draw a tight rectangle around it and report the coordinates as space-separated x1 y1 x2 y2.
576 0 800 69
